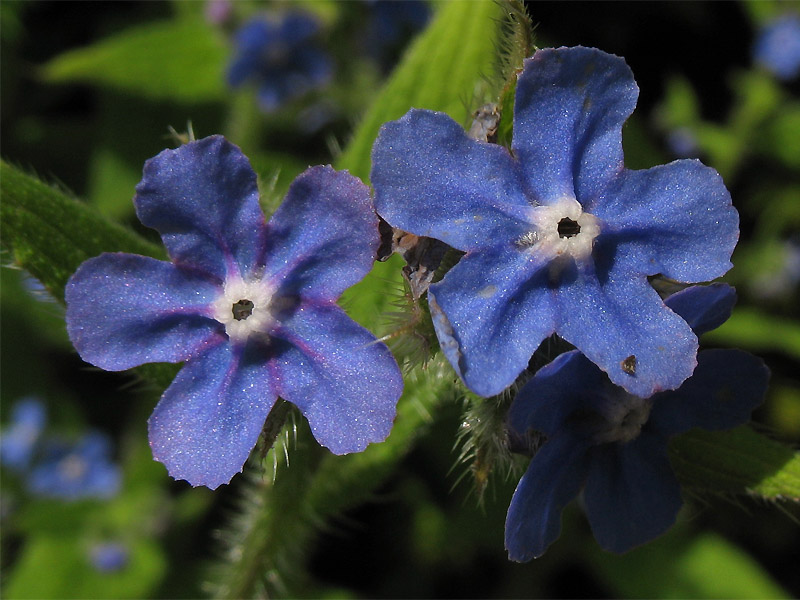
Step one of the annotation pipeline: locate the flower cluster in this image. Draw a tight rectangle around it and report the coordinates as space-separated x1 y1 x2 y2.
64 46 764 558
66 135 402 489
370 46 763 554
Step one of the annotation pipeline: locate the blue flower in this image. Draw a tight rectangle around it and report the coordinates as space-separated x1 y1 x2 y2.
1 397 46 471
365 0 430 70
371 46 739 398
504 284 769 560
753 14 800 81
89 542 129 573
27 432 121 501
666 127 700 159
227 12 332 112
65 136 403 489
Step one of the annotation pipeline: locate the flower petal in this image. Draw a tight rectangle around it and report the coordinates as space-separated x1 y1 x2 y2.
648 349 769 437
270 302 402 454
508 350 616 438
278 12 321 44
227 19 276 87
555 268 698 397
0 397 47 471
371 109 531 252
513 47 638 206
593 160 738 282
148 340 277 489
429 246 556 397
583 432 683 553
65 253 221 371
664 283 736 336
134 136 266 281
260 166 379 301
505 433 592 562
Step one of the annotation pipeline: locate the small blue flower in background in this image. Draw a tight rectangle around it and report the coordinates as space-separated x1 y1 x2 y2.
1 397 46 471
753 14 800 80
504 284 770 561
227 12 332 112
65 136 403 489
666 126 700 159
371 46 739 399
89 542 129 573
365 0 430 70
27 432 121 501
753 238 800 301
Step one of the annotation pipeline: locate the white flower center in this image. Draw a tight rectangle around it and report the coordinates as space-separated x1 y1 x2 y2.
518 196 600 262
59 454 88 481
212 277 275 343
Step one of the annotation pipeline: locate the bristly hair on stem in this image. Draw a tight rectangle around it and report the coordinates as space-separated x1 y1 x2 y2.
495 0 536 84
491 0 536 148
452 335 574 503
375 277 437 372
203 417 322 600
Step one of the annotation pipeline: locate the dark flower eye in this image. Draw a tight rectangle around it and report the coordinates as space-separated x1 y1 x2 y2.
232 299 254 321
557 217 581 238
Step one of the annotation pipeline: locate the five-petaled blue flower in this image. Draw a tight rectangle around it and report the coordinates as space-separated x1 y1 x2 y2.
28 432 121 501
753 13 800 81
65 135 403 489
227 12 332 112
371 46 739 399
504 284 769 560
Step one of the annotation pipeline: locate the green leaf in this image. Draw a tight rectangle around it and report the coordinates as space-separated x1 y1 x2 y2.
590 529 789 599
764 103 800 169
0 161 162 303
41 19 228 103
704 307 800 360
670 426 800 500
336 0 506 181
3 536 166 600
0 162 178 389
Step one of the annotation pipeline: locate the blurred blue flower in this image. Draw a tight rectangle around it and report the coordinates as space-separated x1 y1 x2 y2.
371 46 739 399
504 284 769 560
1 397 46 471
89 542 130 573
666 126 700 158
753 238 800 300
65 136 402 489
27 432 121 501
227 12 332 112
365 0 430 70
754 14 800 80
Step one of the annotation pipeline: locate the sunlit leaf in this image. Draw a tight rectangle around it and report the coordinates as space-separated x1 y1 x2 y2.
591 529 789 599
671 426 800 500
41 19 227 103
